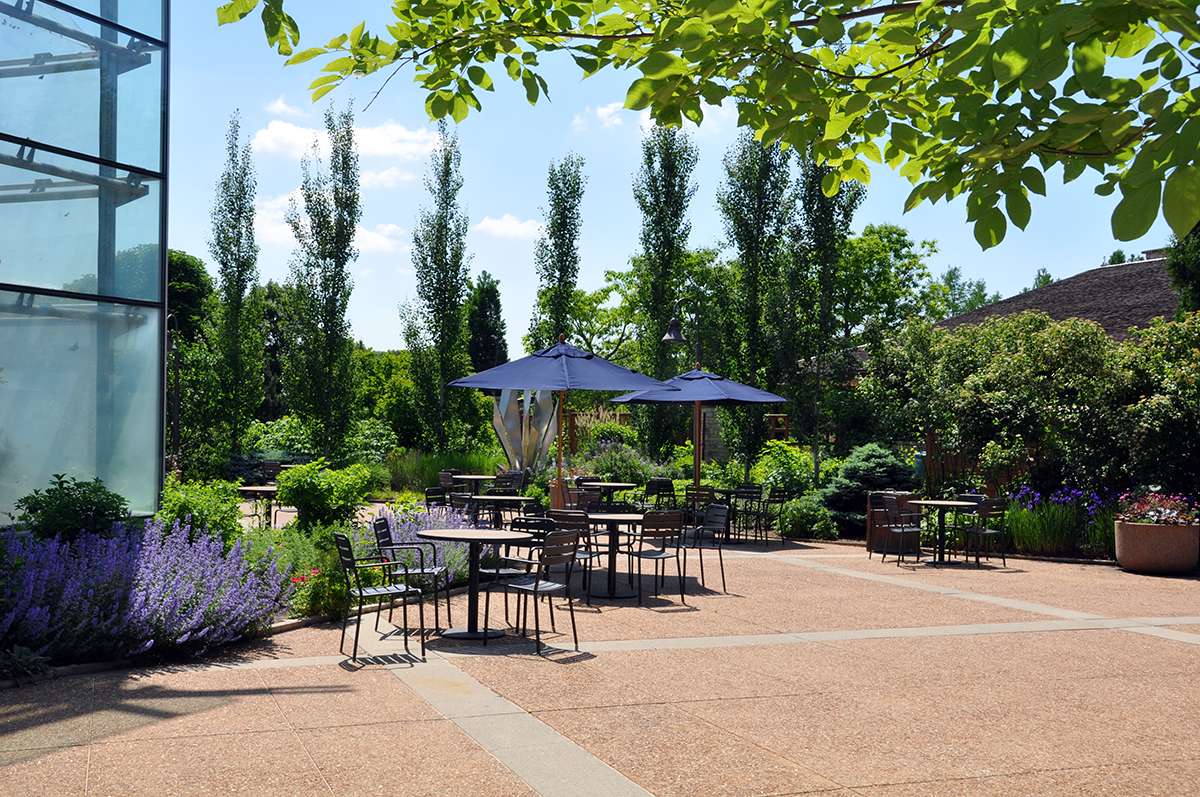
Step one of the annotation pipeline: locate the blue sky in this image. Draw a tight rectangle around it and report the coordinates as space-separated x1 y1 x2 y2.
169 5 1172 357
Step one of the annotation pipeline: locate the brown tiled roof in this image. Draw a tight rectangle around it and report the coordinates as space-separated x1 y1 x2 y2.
938 257 1179 340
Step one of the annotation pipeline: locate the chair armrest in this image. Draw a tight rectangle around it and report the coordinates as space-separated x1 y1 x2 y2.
352 560 411 576
378 543 429 570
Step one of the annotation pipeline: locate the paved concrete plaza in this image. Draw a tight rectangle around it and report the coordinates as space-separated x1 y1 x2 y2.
2 542 1198 795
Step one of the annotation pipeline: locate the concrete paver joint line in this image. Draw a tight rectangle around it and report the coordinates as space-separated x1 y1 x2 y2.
364 641 653 796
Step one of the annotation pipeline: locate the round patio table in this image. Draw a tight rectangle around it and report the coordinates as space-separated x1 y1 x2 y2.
418 528 531 639
578 480 637 501
906 499 978 563
452 474 496 495
586 512 644 599
237 485 277 527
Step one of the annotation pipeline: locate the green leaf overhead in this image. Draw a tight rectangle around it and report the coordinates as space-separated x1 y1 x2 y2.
219 0 1200 247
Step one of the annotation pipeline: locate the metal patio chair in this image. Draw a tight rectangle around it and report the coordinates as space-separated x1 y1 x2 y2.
484 529 582 654
333 532 425 663
372 516 452 630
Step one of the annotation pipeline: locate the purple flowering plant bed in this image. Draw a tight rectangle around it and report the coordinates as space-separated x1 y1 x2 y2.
0 520 289 667
246 502 473 620
1006 484 1116 558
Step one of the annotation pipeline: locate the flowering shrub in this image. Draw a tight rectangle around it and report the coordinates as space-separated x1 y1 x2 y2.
0 521 288 665
1006 484 1113 557
1116 491 1199 526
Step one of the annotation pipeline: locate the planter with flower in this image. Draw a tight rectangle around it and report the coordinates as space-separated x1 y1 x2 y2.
1114 492 1199 574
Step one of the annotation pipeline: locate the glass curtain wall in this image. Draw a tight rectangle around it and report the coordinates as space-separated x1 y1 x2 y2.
0 1 168 517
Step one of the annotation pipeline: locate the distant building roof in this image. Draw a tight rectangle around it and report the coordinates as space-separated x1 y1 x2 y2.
938 253 1179 340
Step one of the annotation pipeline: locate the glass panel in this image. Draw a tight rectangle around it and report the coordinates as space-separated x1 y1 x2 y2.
55 1 164 40
0 2 164 171
0 290 161 518
0 141 162 301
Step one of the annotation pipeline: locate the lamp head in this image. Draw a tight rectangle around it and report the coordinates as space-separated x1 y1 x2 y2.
661 316 686 346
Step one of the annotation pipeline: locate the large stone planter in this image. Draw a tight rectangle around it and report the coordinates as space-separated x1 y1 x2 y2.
1114 521 1200 574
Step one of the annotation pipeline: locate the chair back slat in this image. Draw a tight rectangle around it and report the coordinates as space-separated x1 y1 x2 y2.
702 504 729 533
640 510 683 538
511 515 555 544
547 509 588 532
371 516 392 551
538 529 580 568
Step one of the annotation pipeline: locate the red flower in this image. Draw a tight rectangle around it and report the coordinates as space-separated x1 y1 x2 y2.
310 568 321 576
291 576 307 584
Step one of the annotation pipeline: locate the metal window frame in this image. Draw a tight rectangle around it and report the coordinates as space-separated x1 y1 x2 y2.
0 0 170 510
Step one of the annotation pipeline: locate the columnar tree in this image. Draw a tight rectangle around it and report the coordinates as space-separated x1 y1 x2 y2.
209 113 264 459
925 266 1001 320
404 122 471 452
466 270 508 371
528 154 586 349
284 105 360 458
1166 226 1200 313
630 126 697 455
716 130 793 471
787 152 864 480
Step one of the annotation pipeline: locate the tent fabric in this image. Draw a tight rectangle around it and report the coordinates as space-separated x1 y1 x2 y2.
450 341 674 393
611 369 786 406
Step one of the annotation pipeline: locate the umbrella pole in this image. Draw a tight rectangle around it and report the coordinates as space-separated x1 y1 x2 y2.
693 400 702 489
557 390 565 484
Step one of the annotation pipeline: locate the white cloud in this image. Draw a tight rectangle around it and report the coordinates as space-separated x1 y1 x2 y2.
255 189 300 247
356 122 439 158
594 102 625 128
572 101 627 133
253 121 320 158
474 214 542 240
266 95 304 118
357 223 409 254
361 166 417 189
252 120 438 160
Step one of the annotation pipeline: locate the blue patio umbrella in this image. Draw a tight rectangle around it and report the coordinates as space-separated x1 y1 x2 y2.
612 369 787 487
450 339 674 482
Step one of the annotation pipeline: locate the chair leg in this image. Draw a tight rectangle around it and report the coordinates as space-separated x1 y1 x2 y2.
483 586 491 646
548 594 557 633
417 593 426 660
676 552 685 605
431 578 440 631
351 598 364 663
636 556 644 606
400 597 410 656
444 573 453 628
717 544 727 594
567 592 578 651
533 591 543 655
340 605 350 655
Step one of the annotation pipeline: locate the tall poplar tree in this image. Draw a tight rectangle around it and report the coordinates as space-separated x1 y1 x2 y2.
466 271 508 371
209 113 264 459
631 126 697 455
284 104 360 458
717 131 793 472
404 122 471 452
528 154 585 349
788 152 864 481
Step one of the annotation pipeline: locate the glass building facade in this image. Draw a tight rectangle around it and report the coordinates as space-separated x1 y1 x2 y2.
0 1 168 517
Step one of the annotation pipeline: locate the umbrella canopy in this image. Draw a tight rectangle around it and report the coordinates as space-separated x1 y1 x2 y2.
612 368 786 489
450 340 674 490
612 369 786 405
450 341 672 393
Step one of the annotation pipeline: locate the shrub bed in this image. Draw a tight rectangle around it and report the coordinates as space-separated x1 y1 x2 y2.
0 521 288 666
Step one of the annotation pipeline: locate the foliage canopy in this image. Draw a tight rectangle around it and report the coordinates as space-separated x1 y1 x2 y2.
220 0 1200 246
